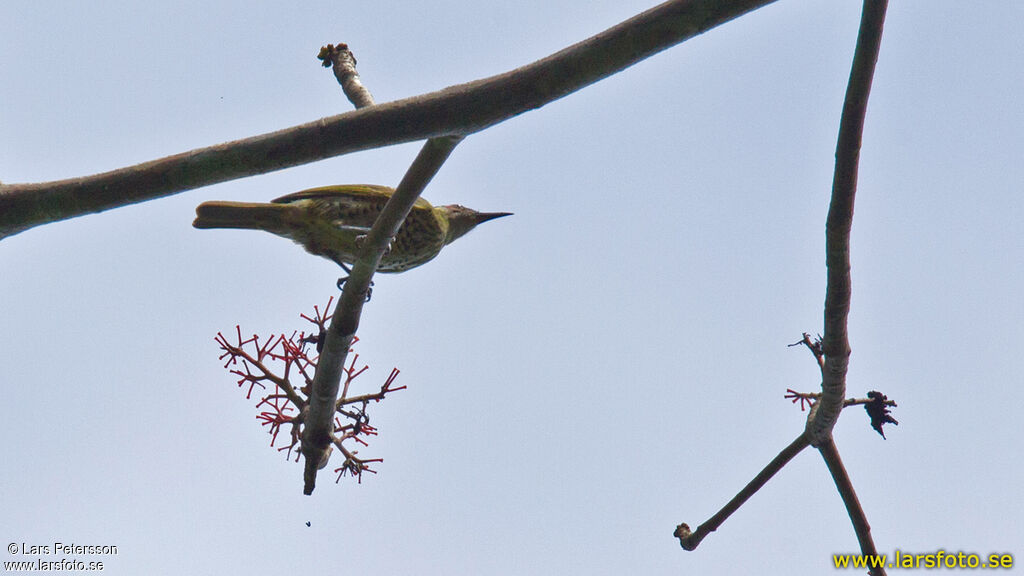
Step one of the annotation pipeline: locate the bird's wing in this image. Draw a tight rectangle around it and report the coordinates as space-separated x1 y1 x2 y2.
271 184 433 211
270 184 438 232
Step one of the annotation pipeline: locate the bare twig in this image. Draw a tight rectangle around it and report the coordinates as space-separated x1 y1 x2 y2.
788 332 824 368
318 43 375 108
784 389 897 412
675 434 810 550
0 0 776 239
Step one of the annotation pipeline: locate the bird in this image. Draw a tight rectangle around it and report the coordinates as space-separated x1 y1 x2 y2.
193 184 511 273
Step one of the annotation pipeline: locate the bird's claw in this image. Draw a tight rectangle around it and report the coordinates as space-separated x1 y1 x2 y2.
336 276 374 302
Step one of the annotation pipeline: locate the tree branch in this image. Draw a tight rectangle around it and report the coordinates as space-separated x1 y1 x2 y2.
300 136 463 494
0 0 776 240
819 438 885 576
805 0 888 446
675 434 810 550
318 43 376 108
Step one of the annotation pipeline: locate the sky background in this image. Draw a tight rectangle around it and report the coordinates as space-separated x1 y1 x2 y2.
2 1 1021 574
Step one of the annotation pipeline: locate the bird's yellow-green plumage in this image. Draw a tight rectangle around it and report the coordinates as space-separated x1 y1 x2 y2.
193 184 511 272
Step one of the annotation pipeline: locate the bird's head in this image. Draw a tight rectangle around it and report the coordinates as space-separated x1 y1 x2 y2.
440 205 512 244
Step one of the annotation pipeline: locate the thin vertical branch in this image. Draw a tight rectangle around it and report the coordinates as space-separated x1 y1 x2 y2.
806 0 888 446
807 0 889 570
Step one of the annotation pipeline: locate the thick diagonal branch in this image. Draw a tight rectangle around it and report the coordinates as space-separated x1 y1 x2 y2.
0 0 776 239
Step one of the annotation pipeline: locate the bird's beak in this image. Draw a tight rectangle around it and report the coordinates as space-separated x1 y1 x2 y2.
475 212 513 224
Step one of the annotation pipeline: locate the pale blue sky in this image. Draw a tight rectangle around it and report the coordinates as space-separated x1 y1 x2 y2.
2 1 1021 574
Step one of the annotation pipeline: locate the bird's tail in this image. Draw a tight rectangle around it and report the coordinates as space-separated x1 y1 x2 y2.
193 201 297 233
